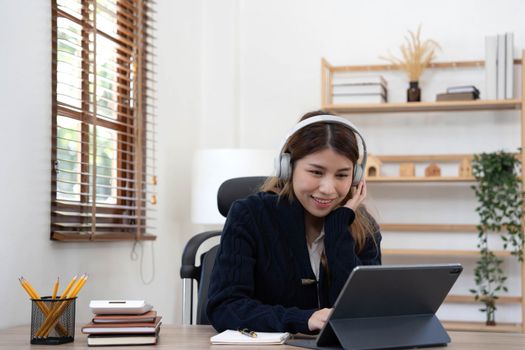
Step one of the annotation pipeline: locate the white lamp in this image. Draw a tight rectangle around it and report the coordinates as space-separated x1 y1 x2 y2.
191 148 275 224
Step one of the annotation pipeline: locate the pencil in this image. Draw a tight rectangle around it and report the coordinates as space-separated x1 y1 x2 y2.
60 275 77 300
52 277 59 300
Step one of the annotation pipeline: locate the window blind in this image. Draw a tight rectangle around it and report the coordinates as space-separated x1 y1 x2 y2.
51 0 157 241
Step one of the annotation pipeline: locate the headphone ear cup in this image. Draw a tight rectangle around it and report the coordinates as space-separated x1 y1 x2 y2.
274 156 282 178
352 165 363 186
279 153 292 181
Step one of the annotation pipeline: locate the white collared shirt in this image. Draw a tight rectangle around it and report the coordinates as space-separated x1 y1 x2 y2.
307 227 325 280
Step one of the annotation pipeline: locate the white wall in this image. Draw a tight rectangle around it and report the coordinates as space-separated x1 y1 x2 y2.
1 0 524 329
0 0 203 328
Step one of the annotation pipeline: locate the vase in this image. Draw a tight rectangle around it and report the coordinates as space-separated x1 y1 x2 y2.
486 307 496 326
407 81 421 102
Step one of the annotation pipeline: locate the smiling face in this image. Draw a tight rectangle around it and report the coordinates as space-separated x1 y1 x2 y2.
292 148 354 219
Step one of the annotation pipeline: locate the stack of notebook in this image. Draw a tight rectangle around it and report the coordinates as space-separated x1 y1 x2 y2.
331 75 388 104
82 310 162 346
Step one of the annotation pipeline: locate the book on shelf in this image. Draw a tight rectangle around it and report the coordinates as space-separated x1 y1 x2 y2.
210 329 290 345
485 35 497 100
332 75 387 86
446 85 480 96
332 93 386 104
436 92 479 102
92 310 157 324
81 316 162 334
497 33 506 100
485 32 514 100
332 83 386 95
87 329 160 346
505 32 514 99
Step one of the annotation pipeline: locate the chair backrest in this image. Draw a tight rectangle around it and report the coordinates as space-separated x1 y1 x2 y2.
217 176 268 217
195 244 220 324
181 176 267 325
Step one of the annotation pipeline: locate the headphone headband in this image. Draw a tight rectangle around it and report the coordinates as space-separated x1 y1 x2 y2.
275 114 367 185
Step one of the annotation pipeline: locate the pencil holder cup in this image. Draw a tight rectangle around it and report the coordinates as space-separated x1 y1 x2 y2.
30 296 76 345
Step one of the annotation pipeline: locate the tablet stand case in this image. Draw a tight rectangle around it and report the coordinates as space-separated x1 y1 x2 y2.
289 314 449 350
287 264 461 350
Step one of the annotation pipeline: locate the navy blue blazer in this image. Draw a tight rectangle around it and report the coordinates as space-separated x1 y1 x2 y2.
206 192 381 334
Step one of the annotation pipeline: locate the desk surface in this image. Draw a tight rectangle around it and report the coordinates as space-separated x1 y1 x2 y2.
1 325 525 349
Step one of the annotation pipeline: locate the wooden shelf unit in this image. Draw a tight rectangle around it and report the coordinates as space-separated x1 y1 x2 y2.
366 153 475 182
365 153 522 182
321 57 523 113
445 295 522 304
381 223 521 233
367 176 474 183
381 224 478 232
443 321 522 333
321 50 525 332
323 99 521 114
382 249 512 258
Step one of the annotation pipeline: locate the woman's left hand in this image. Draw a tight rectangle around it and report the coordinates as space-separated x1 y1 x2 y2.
308 308 332 331
344 180 367 211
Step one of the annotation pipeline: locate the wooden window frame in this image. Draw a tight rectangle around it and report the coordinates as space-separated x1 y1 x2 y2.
51 0 156 242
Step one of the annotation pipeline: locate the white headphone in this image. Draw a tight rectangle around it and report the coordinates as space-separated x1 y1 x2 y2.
274 115 367 186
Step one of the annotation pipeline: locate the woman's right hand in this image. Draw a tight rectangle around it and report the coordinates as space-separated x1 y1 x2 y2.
344 180 367 211
308 308 332 331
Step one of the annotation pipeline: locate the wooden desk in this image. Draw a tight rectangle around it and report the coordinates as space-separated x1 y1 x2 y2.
1 325 525 349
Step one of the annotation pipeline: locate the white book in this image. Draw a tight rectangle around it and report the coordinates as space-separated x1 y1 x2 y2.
505 32 514 99
89 300 153 315
333 84 386 95
210 330 290 345
87 332 158 346
332 93 386 104
446 85 479 94
484 35 497 100
332 75 387 86
496 33 506 99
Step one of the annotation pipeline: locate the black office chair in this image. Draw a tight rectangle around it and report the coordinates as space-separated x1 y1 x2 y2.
180 176 267 325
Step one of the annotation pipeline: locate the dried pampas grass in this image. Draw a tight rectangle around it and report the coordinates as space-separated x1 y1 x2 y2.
380 25 441 82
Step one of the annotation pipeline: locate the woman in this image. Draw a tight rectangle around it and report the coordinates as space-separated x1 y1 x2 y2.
206 110 381 334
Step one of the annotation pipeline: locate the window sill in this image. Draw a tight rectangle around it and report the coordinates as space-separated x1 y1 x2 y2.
51 232 157 242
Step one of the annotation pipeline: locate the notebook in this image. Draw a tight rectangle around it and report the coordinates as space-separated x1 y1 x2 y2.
81 316 162 334
210 329 290 345
286 264 462 350
87 330 159 346
92 310 157 324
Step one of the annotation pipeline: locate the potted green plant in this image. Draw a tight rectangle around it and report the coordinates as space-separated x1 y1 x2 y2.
469 150 524 325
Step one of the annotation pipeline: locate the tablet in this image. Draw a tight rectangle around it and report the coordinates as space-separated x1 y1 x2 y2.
89 300 153 315
287 263 463 350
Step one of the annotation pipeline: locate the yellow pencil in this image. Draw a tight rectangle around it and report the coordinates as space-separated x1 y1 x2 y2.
19 278 37 299
21 277 40 299
52 277 59 300
19 278 50 326
60 275 77 300
70 274 88 298
67 274 85 298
